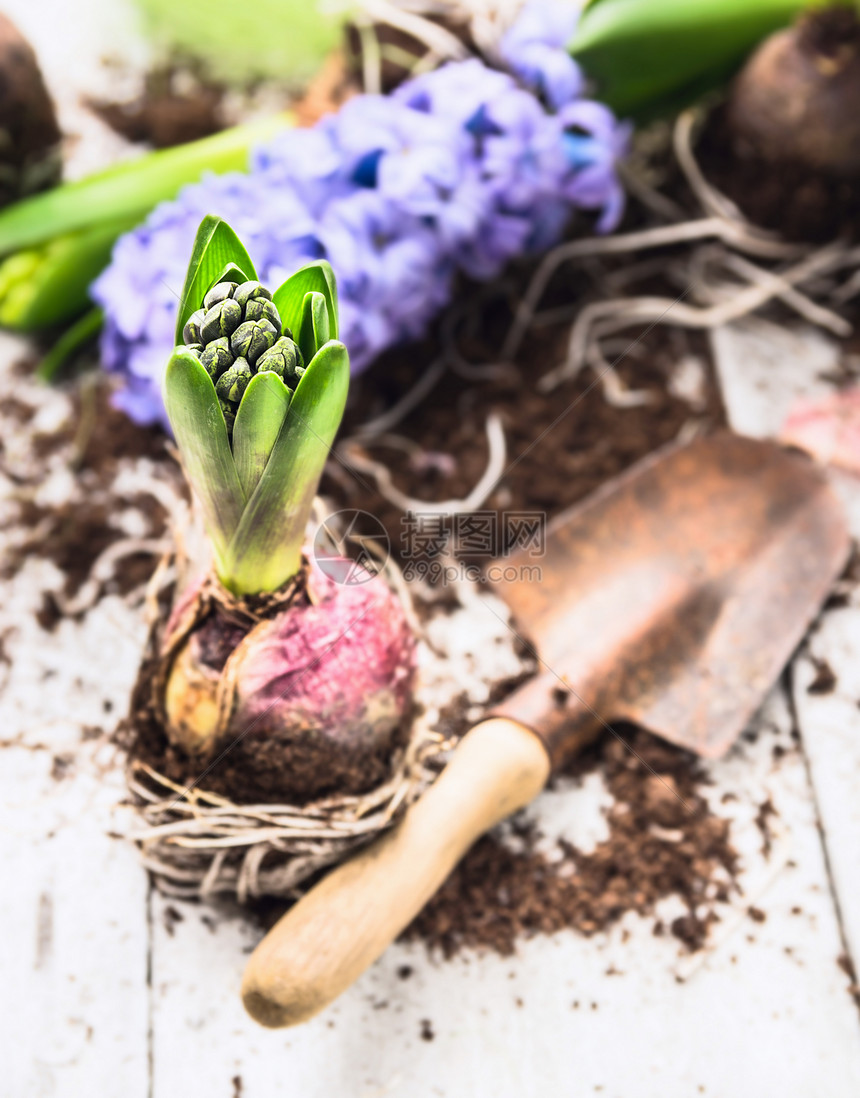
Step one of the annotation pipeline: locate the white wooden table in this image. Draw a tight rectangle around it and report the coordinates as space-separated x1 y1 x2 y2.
3 5 860 1094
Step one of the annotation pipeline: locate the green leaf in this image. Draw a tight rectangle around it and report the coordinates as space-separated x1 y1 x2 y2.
0 217 133 331
0 116 290 257
297 290 330 363
211 261 250 291
572 0 825 119
272 260 338 342
232 371 293 500
174 216 257 344
163 347 245 575
224 340 349 595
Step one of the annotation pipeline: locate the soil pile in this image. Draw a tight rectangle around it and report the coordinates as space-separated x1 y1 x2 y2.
403 729 737 956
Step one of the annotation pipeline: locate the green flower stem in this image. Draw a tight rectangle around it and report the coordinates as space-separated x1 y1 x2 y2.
0 218 133 331
0 115 291 256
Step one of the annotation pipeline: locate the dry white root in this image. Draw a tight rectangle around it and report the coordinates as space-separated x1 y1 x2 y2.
338 411 507 514
506 107 860 397
128 719 448 902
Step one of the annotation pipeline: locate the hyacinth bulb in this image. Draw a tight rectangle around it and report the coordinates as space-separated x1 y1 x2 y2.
163 559 416 800
727 6 860 179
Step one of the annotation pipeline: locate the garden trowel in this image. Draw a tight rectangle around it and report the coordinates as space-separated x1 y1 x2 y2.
242 431 848 1027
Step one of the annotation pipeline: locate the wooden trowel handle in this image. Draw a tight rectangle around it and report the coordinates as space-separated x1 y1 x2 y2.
241 718 551 1028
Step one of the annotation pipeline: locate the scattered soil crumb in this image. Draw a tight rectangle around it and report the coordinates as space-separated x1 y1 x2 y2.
162 905 184 937
50 753 74 780
396 965 413 980
754 798 778 857
748 906 767 923
806 657 838 696
419 1018 435 1042
403 729 738 957
231 1075 243 1098
671 913 718 953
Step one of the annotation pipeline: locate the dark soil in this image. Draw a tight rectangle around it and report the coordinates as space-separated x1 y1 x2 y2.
402 729 737 956
89 66 224 148
806 656 838 696
331 293 723 559
2 384 169 610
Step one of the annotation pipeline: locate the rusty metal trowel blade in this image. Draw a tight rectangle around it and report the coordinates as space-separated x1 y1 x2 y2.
490 432 849 761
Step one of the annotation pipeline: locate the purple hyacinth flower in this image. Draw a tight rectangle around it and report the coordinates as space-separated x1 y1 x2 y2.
317 189 452 367
94 46 630 426
394 59 517 128
558 100 633 233
500 0 583 110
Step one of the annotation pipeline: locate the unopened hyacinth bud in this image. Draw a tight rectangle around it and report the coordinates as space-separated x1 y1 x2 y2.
219 401 236 433
257 336 304 384
183 308 205 344
199 336 233 378
233 280 272 309
216 357 252 403
200 296 242 343
244 296 281 326
230 317 278 364
203 280 237 309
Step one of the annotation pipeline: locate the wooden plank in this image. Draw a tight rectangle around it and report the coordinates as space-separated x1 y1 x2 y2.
1 748 151 1098
792 471 860 966
712 318 860 969
1 514 152 1093
149 685 860 1098
709 319 840 440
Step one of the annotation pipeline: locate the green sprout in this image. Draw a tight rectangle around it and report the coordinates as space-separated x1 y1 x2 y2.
165 216 348 598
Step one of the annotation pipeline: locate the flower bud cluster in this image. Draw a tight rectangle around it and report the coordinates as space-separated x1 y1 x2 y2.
182 278 303 434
